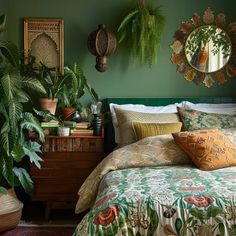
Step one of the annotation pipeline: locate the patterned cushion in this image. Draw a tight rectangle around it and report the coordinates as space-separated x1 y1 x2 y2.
221 128 236 146
114 107 180 147
172 129 236 170
177 107 236 131
132 122 182 141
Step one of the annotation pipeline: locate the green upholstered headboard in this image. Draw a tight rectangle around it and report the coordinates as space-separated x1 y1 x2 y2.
103 97 236 154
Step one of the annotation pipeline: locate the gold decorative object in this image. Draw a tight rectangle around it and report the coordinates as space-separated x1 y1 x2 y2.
24 18 64 74
87 24 117 72
170 7 236 88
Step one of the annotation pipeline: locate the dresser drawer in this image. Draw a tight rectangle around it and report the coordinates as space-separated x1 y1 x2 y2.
42 137 103 152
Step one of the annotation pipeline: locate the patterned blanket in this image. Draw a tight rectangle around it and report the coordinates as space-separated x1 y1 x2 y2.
73 135 236 236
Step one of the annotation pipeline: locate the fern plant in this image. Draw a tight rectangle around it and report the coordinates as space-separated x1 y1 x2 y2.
0 14 46 194
117 0 166 67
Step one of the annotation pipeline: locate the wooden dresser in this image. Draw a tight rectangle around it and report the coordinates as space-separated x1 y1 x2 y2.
30 133 104 219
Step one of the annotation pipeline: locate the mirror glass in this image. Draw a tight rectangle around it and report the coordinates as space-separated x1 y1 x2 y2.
185 25 231 73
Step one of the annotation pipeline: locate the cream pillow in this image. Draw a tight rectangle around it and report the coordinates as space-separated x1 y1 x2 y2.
110 102 182 144
114 107 180 147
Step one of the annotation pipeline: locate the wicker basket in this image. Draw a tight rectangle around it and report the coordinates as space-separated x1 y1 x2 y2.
0 188 23 232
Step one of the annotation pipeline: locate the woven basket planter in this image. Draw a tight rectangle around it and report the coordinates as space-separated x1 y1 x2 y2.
0 188 23 232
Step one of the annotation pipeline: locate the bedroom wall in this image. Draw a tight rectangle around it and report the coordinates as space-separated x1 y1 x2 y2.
0 0 9 40
5 0 236 99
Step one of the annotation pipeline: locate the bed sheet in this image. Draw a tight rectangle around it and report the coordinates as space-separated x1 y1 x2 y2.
73 165 236 236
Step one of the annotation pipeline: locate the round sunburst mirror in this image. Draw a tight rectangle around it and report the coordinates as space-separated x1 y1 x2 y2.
170 7 236 88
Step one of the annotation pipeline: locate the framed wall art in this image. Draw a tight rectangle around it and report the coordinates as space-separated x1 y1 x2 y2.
24 18 64 74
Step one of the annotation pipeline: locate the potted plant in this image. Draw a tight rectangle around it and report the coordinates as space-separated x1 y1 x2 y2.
0 14 46 232
23 57 66 114
117 0 166 67
58 63 99 120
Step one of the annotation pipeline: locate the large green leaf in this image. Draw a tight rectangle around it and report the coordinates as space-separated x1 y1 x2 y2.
0 186 8 194
0 120 10 155
23 141 42 169
8 100 23 130
21 77 46 95
33 108 58 122
20 112 45 143
2 154 14 186
0 41 20 67
13 167 33 195
0 14 6 33
1 70 20 100
11 144 25 162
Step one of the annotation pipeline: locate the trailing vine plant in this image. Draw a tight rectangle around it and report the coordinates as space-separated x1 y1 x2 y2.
117 0 166 67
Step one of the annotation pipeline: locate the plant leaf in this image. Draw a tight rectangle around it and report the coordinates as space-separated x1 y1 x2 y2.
23 141 42 169
20 112 45 143
0 41 20 67
13 167 33 195
21 77 46 95
2 154 14 187
0 14 6 32
11 144 25 162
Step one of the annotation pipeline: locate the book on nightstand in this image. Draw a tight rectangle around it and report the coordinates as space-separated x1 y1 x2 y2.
70 129 94 136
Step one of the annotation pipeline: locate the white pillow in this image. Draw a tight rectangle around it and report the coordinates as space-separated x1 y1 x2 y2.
182 101 236 114
110 102 182 144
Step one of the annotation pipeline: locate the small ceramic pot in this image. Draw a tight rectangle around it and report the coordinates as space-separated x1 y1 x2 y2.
57 127 70 137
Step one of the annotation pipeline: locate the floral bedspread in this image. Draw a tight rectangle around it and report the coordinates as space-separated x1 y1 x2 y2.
74 165 236 236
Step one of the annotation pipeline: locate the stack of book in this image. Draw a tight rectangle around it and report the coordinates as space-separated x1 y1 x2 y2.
41 121 60 128
70 122 93 136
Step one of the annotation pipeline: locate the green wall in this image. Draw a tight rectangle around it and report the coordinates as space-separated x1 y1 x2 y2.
0 0 8 39
5 0 236 99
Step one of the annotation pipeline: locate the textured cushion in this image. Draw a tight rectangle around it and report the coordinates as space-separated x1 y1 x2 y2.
114 108 180 147
172 129 236 170
110 102 182 144
221 128 236 146
177 107 236 131
132 122 182 141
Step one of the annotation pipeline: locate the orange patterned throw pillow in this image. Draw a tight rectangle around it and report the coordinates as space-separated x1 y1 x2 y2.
172 129 236 170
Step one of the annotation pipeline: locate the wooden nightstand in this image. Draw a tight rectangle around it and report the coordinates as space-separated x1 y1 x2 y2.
30 133 104 219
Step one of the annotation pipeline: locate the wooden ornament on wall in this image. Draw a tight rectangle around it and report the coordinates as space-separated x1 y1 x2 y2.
24 18 64 74
87 24 117 72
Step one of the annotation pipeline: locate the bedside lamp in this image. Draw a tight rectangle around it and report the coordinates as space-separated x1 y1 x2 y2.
91 102 102 136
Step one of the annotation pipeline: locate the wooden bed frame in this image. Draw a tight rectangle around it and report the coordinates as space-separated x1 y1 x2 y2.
102 97 236 154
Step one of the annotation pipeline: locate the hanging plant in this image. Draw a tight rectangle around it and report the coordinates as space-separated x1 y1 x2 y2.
117 0 166 67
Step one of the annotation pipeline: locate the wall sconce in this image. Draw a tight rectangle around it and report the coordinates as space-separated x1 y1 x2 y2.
87 24 117 72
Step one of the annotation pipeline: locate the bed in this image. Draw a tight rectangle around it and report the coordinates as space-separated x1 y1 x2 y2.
73 97 236 236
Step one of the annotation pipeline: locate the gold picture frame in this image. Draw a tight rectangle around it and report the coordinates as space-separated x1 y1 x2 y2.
24 18 64 74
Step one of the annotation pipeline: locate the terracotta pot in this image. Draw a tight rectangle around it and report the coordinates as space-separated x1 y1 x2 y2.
0 188 23 232
61 107 76 121
39 98 58 115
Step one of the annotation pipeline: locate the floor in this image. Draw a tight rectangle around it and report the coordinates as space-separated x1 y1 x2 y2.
20 201 84 226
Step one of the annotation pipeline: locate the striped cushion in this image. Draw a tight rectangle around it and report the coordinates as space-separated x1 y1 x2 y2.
132 122 182 141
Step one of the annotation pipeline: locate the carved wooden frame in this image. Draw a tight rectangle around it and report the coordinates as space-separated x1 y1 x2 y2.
24 18 64 74
170 7 236 88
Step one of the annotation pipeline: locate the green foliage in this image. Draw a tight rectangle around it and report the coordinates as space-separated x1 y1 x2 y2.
185 25 231 58
0 15 45 194
58 63 99 111
117 1 166 67
22 56 65 100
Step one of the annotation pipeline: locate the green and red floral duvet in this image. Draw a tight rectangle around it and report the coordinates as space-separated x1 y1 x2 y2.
73 135 236 236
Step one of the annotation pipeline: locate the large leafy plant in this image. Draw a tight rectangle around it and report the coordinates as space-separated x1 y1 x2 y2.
23 57 65 100
0 15 46 194
117 0 166 67
58 63 99 111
